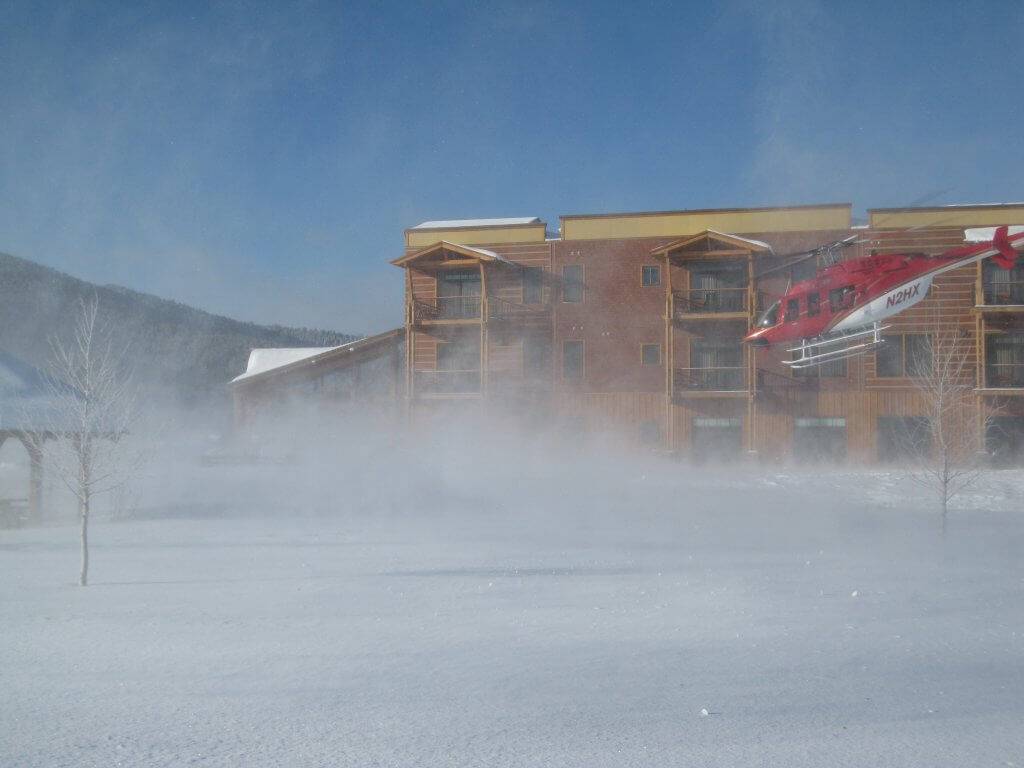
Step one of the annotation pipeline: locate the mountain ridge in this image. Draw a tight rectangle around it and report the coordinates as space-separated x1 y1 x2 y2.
0 250 358 404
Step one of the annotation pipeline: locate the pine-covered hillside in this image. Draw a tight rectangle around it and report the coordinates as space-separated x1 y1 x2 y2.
0 251 357 404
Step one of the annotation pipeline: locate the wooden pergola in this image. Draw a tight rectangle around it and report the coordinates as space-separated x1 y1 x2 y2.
0 351 79 521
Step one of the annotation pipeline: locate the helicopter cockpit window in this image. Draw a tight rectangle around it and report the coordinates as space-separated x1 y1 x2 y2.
829 286 855 312
785 298 800 322
807 292 821 316
757 300 780 328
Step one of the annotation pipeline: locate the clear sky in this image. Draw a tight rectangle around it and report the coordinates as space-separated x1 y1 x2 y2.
2 0 1022 334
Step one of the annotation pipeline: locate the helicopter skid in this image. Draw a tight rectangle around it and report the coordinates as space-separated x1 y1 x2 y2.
784 323 890 369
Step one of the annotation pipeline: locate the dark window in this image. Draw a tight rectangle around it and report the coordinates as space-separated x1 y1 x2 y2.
987 416 1024 465
641 343 661 366
793 417 847 463
688 262 747 312
522 267 543 305
642 265 661 287
904 334 932 376
876 337 902 377
431 336 481 393
523 335 550 379
829 285 855 312
877 334 931 378
878 416 931 461
436 269 482 319
986 332 1024 387
757 300 780 328
785 298 800 322
562 265 583 303
639 420 661 446
562 340 584 381
807 292 821 316
691 417 742 464
983 258 1024 305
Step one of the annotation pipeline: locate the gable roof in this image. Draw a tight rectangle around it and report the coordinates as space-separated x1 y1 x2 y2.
391 241 512 268
651 229 774 256
231 328 404 386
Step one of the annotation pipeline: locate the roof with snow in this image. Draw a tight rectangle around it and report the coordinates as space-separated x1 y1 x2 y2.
964 225 1024 243
411 217 541 230
231 328 404 386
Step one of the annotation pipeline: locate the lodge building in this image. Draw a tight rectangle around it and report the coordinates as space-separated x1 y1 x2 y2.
390 202 1024 463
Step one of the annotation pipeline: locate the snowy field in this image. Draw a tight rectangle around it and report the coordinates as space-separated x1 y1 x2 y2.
2 452 1024 767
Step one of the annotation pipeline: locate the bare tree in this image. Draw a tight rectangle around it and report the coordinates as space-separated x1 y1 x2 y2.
23 295 140 585
901 325 995 534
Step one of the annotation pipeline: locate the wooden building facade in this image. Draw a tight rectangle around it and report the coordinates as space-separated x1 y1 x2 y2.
395 204 1024 463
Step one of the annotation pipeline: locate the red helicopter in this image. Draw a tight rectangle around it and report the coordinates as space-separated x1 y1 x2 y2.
743 225 1024 368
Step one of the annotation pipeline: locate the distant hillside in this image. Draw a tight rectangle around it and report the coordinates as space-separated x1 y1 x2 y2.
0 251 358 404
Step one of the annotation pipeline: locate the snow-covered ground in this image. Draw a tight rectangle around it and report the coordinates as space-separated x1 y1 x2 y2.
2 455 1023 767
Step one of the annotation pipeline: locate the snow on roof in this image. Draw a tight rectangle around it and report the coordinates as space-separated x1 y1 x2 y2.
458 244 511 264
706 229 774 252
964 226 1024 243
232 347 335 383
412 217 541 230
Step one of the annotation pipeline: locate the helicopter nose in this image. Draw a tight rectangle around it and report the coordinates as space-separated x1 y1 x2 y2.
744 328 770 346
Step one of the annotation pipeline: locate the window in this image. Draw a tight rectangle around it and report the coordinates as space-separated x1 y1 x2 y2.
987 416 1024 465
829 286 855 312
639 420 661 446
793 417 847 463
691 417 742 464
436 269 482 319
522 267 543 305
807 292 821 316
983 258 1024 305
877 416 931 461
688 262 747 312
986 332 1024 387
562 265 583 303
876 334 931 378
641 343 661 366
562 340 584 381
641 265 661 287
757 300 780 328
785 298 800 322
523 335 550 379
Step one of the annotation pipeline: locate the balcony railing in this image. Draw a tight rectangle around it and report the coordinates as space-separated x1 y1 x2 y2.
414 369 481 395
985 362 1024 388
414 296 482 322
673 288 749 316
982 281 1024 306
488 296 551 321
674 366 747 393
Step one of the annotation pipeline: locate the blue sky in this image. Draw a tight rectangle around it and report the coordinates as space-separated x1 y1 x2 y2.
1 0 1021 334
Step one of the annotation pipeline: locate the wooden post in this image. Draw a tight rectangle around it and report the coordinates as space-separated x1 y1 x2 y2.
664 254 674 453
480 262 489 401
27 438 43 519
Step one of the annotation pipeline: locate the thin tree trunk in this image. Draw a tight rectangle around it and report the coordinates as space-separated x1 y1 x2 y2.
79 494 89 586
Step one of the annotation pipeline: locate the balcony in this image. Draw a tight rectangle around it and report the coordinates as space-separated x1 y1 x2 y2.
673 366 748 396
414 369 481 395
673 288 749 318
488 296 552 322
413 296 482 323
